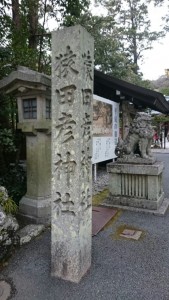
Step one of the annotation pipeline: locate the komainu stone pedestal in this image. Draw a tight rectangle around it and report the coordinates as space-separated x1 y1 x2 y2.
105 161 169 214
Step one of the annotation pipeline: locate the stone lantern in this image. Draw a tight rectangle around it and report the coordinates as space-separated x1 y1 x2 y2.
0 66 51 224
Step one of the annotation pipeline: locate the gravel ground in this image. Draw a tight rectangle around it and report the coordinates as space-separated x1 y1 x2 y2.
92 167 109 195
1 152 169 300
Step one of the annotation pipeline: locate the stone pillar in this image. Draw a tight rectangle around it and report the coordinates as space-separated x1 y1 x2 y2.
19 125 51 224
51 25 94 282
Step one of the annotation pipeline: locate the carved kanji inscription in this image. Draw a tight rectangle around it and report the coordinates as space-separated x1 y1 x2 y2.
55 46 79 78
53 192 75 216
56 85 76 105
54 154 62 180
81 149 91 180
53 192 61 216
81 187 91 210
82 89 92 105
82 50 93 81
61 193 75 216
56 112 76 143
63 152 76 187
54 152 76 186
81 113 92 142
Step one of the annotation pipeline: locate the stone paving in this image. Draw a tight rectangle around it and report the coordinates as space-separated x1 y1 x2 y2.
151 139 169 154
1 151 169 300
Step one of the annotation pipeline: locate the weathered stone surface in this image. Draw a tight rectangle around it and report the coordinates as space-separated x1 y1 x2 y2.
121 102 139 139
0 212 19 261
19 196 51 224
0 209 6 226
0 66 51 92
0 68 52 225
17 224 45 245
116 155 156 165
105 194 164 210
51 25 94 282
0 186 19 262
115 112 154 161
107 161 165 211
103 197 169 216
120 229 142 240
0 280 11 300
19 131 51 224
107 161 164 176
2 215 19 232
0 187 8 202
10 68 52 225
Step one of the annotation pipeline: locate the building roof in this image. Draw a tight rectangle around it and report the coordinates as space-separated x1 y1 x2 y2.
0 66 169 114
94 69 169 114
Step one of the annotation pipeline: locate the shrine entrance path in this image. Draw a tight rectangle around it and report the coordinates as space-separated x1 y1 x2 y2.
1 152 169 300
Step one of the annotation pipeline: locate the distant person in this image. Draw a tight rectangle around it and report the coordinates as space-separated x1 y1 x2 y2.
160 132 163 147
153 131 159 144
167 132 169 142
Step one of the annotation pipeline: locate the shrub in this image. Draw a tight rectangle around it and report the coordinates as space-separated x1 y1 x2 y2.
0 189 18 215
0 165 26 205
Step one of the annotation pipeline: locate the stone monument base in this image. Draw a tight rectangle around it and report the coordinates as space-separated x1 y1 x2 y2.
102 197 169 216
116 155 156 165
103 161 169 215
19 195 51 225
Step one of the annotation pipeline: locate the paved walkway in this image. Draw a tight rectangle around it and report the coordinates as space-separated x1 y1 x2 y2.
1 152 169 300
151 139 169 154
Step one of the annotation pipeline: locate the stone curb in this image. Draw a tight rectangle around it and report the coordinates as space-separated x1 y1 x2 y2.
17 224 45 246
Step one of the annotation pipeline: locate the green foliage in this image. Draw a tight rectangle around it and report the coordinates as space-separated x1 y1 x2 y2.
75 12 156 85
61 0 90 26
153 0 169 32
121 68 153 87
95 0 164 75
0 0 90 75
0 0 91 208
151 75 169 93
76 13 135 79
0 129 16 152
152 114 169 124
0 165 26 205
159 87 169 96
0 192 18 215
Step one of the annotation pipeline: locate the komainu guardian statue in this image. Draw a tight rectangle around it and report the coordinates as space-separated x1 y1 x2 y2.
115 112 154 161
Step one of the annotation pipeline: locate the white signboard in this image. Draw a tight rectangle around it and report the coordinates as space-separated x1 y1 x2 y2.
92 95 119 164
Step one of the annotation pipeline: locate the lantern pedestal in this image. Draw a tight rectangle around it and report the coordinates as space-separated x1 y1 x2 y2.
18 126 51 224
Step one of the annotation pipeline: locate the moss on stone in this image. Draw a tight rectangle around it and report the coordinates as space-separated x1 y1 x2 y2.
103 210 122 230
92 189 109 206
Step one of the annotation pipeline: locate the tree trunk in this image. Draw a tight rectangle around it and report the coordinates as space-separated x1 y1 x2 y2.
11 0 21 30
38 0 47 72
27 0 39 49
128 0 138 74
